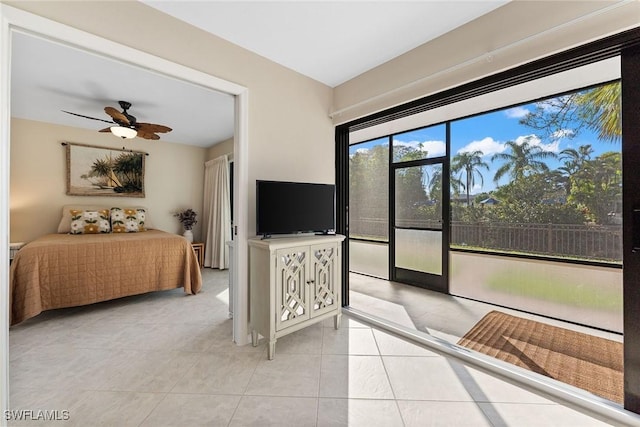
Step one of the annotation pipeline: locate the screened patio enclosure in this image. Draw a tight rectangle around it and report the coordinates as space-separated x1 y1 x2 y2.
347 56 623 333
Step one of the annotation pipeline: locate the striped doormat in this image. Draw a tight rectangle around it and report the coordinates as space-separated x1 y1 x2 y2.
457 310 623 403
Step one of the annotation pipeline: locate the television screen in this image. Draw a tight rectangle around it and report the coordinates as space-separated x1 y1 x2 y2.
256 180 335 237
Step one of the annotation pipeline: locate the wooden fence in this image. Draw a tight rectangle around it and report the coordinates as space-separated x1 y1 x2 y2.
350 218 622 262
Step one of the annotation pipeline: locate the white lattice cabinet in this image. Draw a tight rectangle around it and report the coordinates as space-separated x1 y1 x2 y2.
248 234 345 359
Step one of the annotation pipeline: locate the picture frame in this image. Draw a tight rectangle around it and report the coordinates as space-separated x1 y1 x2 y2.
65 142 146 197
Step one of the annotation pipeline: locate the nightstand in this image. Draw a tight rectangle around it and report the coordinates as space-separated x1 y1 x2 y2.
9 242 25 264
191 242 204 267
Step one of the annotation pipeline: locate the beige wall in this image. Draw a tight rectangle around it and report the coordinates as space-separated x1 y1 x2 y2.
207 138 234 162
333 1 640 124
10 118 207 243
9 1 637 240
6 0 336 238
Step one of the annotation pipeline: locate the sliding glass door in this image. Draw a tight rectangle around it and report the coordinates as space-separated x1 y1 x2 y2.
390 125 449 292
394 162 448 291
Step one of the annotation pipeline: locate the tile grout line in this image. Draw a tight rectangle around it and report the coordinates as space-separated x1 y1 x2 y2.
135 391 170 427
371 327 407 427
315 322 325 427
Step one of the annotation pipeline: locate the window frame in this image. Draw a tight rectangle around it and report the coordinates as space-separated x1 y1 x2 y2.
335 26 640 413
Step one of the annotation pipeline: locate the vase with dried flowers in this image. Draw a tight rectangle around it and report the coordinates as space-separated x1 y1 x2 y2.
174 208 197 242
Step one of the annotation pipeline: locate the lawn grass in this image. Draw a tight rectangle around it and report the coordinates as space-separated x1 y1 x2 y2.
485 272 622 311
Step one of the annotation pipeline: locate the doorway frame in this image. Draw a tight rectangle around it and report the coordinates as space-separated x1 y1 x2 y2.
0 4 251 419
389 123 451 293
390 157 450 293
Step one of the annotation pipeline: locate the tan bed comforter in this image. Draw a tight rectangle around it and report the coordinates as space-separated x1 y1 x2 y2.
10 230 202 325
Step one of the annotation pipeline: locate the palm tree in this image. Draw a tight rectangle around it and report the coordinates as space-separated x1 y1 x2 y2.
491 138 557 184
113 152 144 191
559 144 594 175
576 83 620 143
520 81 620 143
87 157 120 187
427 165 442 202
558 145 594 194
452 150 489 205
569 151 622 223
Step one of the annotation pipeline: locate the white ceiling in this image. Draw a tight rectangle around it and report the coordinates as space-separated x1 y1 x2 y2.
143 0 509 87
10 1 508 148
11 32 235 148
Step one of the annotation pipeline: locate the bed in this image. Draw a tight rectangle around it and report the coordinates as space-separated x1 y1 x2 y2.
9 229 202 325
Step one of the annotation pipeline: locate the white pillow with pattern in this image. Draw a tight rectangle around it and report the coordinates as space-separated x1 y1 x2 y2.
111 207 147 233
69 209 111 234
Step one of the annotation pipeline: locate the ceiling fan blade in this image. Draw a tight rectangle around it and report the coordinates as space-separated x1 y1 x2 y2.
62 110 114 124
98 127 111 133
137 130 160 140
104 106 130 125
136 122 172 133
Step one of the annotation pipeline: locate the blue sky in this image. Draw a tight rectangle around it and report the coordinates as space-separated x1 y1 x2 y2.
350 98 620 193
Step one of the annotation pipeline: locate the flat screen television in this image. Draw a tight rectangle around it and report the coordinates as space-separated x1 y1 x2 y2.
256 180 335 237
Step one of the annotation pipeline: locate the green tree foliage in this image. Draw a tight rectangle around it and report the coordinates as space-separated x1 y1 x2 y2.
350 81 622 249
559 145 594 175
416 165 444 225
451 150 489 205
451 204 486 223
395 165 430 223
349 144 389 239
489 172 586 224
557 145 593 194
393 144 426 163
393 143 432 224
82 152 144 193
568 151 621 224
86 157 117 187
113 153 144 192
491 138 557 183
519 82 621 143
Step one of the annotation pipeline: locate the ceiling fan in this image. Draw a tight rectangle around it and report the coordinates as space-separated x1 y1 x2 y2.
62 100 172 140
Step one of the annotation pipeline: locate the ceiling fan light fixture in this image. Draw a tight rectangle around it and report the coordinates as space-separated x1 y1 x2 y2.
110 126 137 139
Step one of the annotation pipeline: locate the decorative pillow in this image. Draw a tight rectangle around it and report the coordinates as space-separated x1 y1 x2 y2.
111 207 147 233
69 209 111 234
58 205 108 233
58 205 155 233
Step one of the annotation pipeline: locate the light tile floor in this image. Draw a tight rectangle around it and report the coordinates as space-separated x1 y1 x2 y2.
7 269 622 426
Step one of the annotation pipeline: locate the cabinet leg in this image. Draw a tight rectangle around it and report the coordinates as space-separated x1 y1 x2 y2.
267 340 276 360
251 330 259 347
334 313 341 329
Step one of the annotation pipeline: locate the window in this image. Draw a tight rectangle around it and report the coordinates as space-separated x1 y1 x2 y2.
348 137 389 278
450 81 622 264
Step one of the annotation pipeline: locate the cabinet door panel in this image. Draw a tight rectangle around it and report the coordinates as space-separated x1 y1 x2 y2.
310 243 340 317
276 246 311 330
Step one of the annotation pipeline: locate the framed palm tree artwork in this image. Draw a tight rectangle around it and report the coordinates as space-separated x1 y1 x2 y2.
65 142 146 197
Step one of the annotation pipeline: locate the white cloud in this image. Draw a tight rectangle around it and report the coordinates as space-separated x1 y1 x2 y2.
515 134 559 153
504 106 529 119
421 140 446 157
392 140 416 148
393 139 446 157
458 137 505 157
514 134 540 145
551 129 575 140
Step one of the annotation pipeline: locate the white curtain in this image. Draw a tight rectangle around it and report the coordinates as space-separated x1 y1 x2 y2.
203 155 231 269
